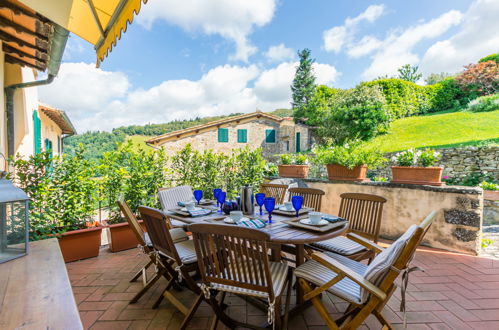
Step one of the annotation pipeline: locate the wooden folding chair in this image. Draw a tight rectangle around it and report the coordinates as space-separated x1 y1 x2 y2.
288 187 325 211
139 206 203 329
296 211 437 329
260 183 288 204
311 193 387 261
118 201 188 305
158 186 194 228
189 223 293 330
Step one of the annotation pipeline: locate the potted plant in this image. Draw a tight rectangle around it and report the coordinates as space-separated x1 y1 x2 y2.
314 143 385 181
391 149 443 186
480 181 499 200
278 154 310 178
103 212 147 253
57 221 103 263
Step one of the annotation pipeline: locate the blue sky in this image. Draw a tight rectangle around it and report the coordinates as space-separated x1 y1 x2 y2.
39 0 499 132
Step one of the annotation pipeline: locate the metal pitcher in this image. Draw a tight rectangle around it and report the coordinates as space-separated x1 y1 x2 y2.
240 185 254 215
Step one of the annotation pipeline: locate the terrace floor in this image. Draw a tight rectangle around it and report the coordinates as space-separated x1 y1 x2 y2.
67 245 499 330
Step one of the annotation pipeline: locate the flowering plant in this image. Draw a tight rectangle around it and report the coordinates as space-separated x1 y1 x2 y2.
392 148 441 167
315 142 386 169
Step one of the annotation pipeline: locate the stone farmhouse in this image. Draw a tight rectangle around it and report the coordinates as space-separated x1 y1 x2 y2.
146 111 312 157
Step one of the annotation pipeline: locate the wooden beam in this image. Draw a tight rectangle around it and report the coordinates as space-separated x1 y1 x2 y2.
0 30 48 53
4 53 45 71
0 16 48 41
0 1 49 22
2 43 47 62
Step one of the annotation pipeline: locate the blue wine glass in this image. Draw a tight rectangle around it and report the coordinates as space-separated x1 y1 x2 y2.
255 193 265 216
291 195 303 218
193 190 203 205
264 197 276 224
217 191 226 213
213 188 222 207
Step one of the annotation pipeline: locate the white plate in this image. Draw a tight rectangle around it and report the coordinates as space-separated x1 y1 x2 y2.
224 217 249 224
299 218 329 226
278 206 294 211
181 207 203 212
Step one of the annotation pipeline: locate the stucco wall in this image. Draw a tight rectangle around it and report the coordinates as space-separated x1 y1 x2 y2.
269 177 482 255
0 47 5 171
158 118 310 157
39 110 63 156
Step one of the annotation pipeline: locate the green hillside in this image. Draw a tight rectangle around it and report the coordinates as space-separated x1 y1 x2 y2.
368 109 499 152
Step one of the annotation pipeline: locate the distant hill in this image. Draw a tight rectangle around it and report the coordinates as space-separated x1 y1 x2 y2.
64 109 293 160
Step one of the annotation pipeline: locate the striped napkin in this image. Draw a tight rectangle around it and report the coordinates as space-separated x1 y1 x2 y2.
236 218 267 229
178 200 195 207
188 208 211 217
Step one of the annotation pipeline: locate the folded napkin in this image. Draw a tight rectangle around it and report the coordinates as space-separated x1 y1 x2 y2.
322 215 346 223
188 208 211 217
236 218 267 229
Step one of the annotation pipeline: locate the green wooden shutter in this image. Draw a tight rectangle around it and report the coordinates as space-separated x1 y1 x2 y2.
265 129 276 143
237 129 247 143
33 110 41 154
218 128 229 142
296 132 301 153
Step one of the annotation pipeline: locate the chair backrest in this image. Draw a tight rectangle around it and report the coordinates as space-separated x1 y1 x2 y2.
158 185 193 211
260 183 288 204
362 210 436 303
138 206 181 264
288 187 325 211
188 223 276 300
118 200 146 247
338 193 387 242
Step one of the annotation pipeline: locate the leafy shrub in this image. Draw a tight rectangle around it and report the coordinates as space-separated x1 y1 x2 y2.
456 60 499 96
466 93 499 112
301 85 342 126
431 78 470 111
280 154 292 165
362 79 435 118
314 142 386 169
480 181 498 191
479 53 499 64
425 72 453 85
392 149 441 167
295 154 308 165
318 85 389 144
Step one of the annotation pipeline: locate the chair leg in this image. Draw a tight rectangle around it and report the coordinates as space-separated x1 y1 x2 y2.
152 276 176 309
179 293 204 330
129 269 163 304
282 271 293 329
209 294 237 329
130 260 153 283
299 278 339 330
210 291 226 330
373 310 393 330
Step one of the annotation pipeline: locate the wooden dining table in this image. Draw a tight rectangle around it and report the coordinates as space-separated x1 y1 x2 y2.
164 202 348 308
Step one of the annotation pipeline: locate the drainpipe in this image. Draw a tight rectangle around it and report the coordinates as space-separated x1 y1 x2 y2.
4 24 69 158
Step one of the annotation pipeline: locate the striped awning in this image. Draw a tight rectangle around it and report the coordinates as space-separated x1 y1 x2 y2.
18 0 147 66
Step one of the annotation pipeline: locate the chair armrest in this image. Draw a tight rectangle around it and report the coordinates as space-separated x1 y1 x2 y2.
311 252 386 300
346 233 384 254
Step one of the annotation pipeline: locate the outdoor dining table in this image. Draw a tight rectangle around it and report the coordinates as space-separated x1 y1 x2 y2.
164 202 348 310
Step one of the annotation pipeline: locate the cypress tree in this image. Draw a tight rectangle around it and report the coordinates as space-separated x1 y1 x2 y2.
291 49 316 122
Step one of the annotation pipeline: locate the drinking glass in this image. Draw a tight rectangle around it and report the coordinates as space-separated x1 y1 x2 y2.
213 188 222 207
255 193 265 216
291 195 303 218
193 190 203 205
264 197 276 223
217 191 226 213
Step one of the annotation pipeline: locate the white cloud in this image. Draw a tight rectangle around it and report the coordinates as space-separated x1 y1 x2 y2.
323 4 385 53
264 44 295 62
39 61 339 132
420 0 499 76
361 10 463 80
347 35 383 58
138 0 276 62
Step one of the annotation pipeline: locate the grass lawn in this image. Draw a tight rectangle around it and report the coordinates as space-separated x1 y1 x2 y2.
126 135 153 151
368 109 499 152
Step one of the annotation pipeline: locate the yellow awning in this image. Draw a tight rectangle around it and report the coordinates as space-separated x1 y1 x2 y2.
18 0 147 66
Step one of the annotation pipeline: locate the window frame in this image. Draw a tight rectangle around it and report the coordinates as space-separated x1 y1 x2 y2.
218 127 229 143
237 129 247 143
265 129 276 143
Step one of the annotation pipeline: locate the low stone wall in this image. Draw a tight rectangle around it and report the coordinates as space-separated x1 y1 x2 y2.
371 145 499 181
269 177 483 255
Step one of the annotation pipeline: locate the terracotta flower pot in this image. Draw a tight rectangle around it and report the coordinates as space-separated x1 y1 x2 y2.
326 164 367 181
391 166 443 186
58 226 102 263
105 220 147 253
484 190 499 201
278 164 309 178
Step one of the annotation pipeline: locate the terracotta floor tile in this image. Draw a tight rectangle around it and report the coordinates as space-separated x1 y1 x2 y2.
89 320 132 329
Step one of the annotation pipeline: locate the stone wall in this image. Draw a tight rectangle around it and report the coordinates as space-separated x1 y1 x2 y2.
268 177 483 255
371 146 499 181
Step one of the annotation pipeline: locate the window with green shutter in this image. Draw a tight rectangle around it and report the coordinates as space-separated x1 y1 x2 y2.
265 129 276 143
218 128 229 142
237 129 247 143
33 110 41 154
